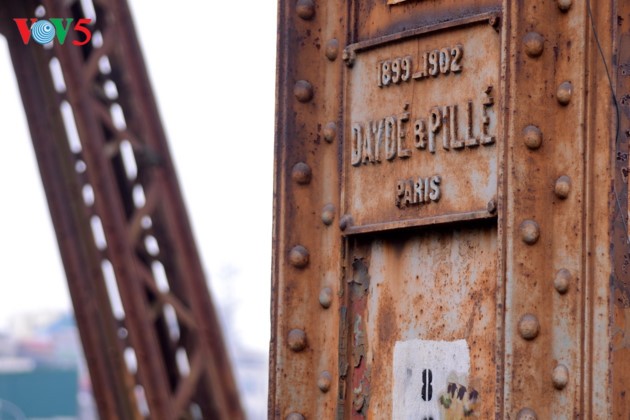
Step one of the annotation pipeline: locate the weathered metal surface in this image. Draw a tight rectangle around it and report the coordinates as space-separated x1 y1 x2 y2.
501 0 615 415
274 0 628 418
350 1 500 43
1 0 243 418
344 228 498 418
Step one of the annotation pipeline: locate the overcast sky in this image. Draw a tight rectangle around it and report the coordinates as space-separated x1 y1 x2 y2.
0 1 276 354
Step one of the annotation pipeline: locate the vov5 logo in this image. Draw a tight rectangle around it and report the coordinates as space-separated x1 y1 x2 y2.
13 18 92 46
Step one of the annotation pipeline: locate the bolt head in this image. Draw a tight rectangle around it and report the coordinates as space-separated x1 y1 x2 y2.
523 125 543 150
319 287 333 308
292 162 312 185
554 268 572 294
554 175 571 199
552 364 569 389
321 204 335 226
294 80 314 102
342 48 351 62
520 220 540 245
289 245 309 268
287 329 307 352
296 0 315 20
325 38 339 61
557 81 573 105
323 122 337 143
517 408 538 420
518 314 540 340
557 0 572 11
318 371 332 392
286 413 305 420
339 214 353 231
523 32 545 58
487 198 497 214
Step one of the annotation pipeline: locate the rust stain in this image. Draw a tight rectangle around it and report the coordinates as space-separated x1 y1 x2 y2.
349 255 371 419
377 294 396 348
352 315 366 368
350 257 371 300
612 306 630 350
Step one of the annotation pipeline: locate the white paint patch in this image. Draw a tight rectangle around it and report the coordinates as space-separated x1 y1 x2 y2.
393 339 470 420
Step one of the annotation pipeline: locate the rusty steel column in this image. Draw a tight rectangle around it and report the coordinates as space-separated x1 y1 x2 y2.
1 0 243 418
273 0 626 418
270 0 346 418
502 1 596 418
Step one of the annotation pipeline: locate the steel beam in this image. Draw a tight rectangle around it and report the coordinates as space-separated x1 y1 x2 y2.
272 1 627 418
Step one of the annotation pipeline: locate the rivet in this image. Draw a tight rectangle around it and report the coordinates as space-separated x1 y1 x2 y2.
318 371 332 392
489 16 501 30
554 175 571 199
520 220 540 245
321 204 335 226
339 214 353 231
554 268 572 294
319 287 333 308
287 329 307 352
296 0 315 20
518 313 540 340
557 81 573 105
523 125 543 150
342 48 356 65
292 162 312 185
325 39 339 61
516 408 538 420
323 122 337 143
487 198 497 214
289 245 309 268
286 413 305 420
294 80 314 102
552 364 569 389
523 32 544 58
557 0 572 12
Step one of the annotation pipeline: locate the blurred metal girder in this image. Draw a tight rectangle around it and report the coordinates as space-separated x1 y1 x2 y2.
1 0 243 418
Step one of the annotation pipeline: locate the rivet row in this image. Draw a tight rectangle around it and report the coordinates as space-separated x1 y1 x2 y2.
518 8 573 415
290 4 335 417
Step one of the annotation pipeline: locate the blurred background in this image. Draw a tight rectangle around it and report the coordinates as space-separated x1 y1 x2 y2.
0 1 275 418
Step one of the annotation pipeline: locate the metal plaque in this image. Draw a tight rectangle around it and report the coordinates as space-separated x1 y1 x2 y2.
343 14 500 234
